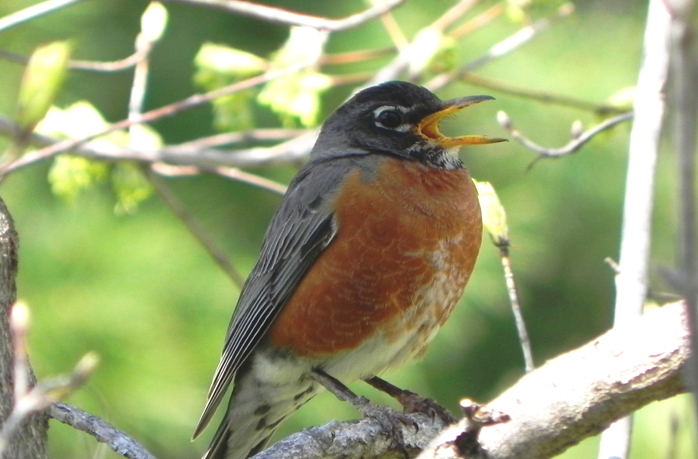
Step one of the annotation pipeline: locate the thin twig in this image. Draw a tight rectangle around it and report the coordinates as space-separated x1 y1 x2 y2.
369 0 483 84
377 10 408 49
499 246 534 372
212 167 287 195
169 129 308 150
49 403 157 459
10 303 29 400
158 0 405 31
477 181 534 372
320 47 394 66
145 171 247 289
128 34 154 139
426 3 575 92
151 163 287 195
0 114 314 172
0 0 89 33
449 4 504 39
0 48 147 72
0 59 315 177
462 73 626 115
431 0 478 32
0 303 98 457
497 111 633 164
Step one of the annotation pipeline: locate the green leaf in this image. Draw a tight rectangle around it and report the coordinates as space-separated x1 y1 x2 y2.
427 35 458 75
193 43 266 131
268 26 326 67
194 43 267 84
505 0 570 22
475 180 509 246
408 28 443 76
111 163 153 214
16 41 72 130
39 101 160 210
36 101 129 147
257 71 331 127
48 156 108 202
605 86 635 112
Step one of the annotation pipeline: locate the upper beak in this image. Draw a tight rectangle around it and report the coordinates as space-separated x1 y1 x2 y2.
417 95 507 148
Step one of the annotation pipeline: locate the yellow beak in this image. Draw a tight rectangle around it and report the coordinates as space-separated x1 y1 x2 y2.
418 95 507 148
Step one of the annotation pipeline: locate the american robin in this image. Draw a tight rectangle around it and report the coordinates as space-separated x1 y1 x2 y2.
193 81 504 459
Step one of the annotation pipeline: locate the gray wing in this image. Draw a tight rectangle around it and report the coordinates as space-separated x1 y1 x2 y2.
194 159 350 437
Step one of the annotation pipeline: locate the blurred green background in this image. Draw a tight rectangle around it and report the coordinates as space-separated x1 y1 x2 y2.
0 0 692 458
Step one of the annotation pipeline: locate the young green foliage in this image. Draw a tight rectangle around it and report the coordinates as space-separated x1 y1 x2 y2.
193 43 267 132
257 27 331 127
38 102 157 210
16 41 71 131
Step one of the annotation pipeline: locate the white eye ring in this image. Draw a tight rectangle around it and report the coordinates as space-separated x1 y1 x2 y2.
373 106 411 132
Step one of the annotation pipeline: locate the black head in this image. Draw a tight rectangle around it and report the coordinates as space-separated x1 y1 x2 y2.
310 81 504 169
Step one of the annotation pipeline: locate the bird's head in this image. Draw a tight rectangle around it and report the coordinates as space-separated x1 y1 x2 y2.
311 81 505 169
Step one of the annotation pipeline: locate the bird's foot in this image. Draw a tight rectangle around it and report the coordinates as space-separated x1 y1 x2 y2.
355 400 417 459
310 369 415 458
364 376 457 425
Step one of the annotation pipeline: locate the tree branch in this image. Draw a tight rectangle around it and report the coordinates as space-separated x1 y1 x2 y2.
158 0 405 32
0 0 88 34
0 59 315 178
49 403 156 459
497 111 633 163
419 302 688 459
0 198 48 459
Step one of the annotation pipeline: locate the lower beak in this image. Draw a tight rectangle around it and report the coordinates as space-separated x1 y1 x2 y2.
418 95 507 148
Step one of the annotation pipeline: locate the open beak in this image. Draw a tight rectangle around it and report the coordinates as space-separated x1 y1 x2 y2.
418 95 507 148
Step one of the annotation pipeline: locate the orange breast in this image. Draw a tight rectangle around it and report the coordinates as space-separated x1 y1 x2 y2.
266 157 482 359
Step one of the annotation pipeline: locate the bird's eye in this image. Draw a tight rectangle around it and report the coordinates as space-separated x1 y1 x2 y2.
375 108 403 129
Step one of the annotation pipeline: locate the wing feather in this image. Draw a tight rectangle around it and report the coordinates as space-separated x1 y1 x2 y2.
194 160 349 437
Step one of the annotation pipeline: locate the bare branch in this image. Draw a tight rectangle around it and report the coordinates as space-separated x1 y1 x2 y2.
0 60 314 177
0 301 97 457
498 250 533 373
170 129 309 150
426 3 575 92
450 4 504 39
497 111 633 164
418 302 689 459
0 114 312 174
461 73 625 115
368 0 496 85
476 182 533 373
49 403 157 459
0 47 148 73
158 0 405 32
430 0 478 33
146 171 247 288
0 0 89 34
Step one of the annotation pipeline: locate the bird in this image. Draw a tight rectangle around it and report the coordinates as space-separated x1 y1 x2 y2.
193 80 505 459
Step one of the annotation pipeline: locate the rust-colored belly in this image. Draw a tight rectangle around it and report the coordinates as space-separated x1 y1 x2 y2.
267 158 482 360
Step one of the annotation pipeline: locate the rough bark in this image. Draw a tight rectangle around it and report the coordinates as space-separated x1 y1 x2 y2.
0 196 48 459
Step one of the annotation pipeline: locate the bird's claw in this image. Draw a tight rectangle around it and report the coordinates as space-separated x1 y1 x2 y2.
358 401 419 459
395 390 458 425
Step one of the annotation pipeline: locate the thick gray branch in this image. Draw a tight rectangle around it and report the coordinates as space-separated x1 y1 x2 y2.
419 302 688 459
